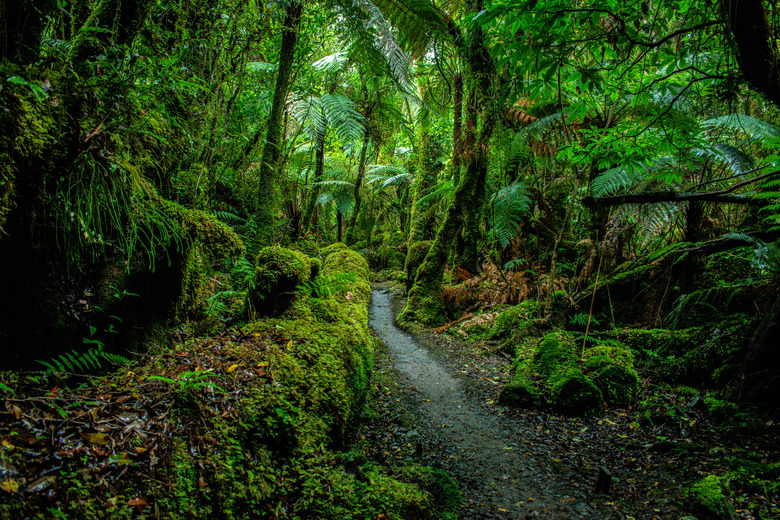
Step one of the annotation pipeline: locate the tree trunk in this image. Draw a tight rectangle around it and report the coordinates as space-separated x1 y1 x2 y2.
406 131 442 244
722 0 780 106
723 294 780 402
345 125 372 245
452 73 463 187
301 122 326 236
399 15 496 326
346 89 373 245
255 1 303 245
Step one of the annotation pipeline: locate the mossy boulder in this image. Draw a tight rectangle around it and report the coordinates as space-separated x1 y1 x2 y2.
498 371 541 407
321 242 350 257
533 331 578 377
549 366 603 414
689 475 736 519
583 345 639 407
589 363 639 407
487 299 540 341
248 246 311 318
158 198 246 260
0 238 451 520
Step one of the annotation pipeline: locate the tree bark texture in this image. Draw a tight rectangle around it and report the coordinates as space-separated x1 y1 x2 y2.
255 1 303 245
722 0 780 106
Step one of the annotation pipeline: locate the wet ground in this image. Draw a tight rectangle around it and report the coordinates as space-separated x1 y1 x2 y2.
365 289 607 519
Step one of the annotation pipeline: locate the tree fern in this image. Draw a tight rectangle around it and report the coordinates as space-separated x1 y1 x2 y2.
321 94 365 144
366 164 412 189
489 182 531 248
312 52 349 74
694 143 754 175
703 113 780 141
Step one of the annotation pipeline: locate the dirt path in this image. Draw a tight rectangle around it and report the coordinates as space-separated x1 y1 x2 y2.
368 289 605 519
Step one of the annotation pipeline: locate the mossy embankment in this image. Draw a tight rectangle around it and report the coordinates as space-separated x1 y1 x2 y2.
0 246 459 519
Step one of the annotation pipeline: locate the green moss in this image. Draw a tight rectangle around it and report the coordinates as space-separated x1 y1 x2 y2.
498 371 541 407
398 284 446 328
487 300 540 341
158 198 245 260
321 242 350 257
289 239 320 258
533 332 578 378
689 475 736 519
248 246 312 318
310 257 322 280
582 345 635 370
175 244 209 321
405 240 433 291
703 396 739 422
549 366 603 414
590 363 638 407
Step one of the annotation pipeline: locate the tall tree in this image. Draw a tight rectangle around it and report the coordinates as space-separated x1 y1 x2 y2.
255 1 304 245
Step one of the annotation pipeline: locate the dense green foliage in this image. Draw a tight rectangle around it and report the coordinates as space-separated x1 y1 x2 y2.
2 0 780 516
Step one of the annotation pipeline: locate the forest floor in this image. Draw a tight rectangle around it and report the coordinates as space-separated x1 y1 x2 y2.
358 285 780 520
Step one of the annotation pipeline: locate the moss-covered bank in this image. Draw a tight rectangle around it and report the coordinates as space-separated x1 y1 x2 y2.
0 247 458 519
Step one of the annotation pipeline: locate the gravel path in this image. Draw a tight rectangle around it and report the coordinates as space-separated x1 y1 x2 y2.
367 289 606 519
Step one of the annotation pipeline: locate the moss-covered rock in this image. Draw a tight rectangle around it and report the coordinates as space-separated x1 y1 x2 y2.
590 363 639 407
158 198 246 261
248 246 312 318
583 345 639 407
0 239 458 519
533 331 578 378
498 371 541 407
487 299 540 341
321 242 350 257
549 366 603 414
689 475 736 519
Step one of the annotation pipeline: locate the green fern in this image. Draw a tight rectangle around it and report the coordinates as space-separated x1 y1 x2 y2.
212 210 246 224
231 257 256 290
37 348 131 374
489 182 531 248
694 143 753 175
366 164 412 189
703 114 780 141
297 272 358 299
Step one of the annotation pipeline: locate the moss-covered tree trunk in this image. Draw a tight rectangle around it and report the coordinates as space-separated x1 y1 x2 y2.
406 132 442 244
255 1 303 245
301 122 326 236
399 15 496 326
345 95 373 245
452 73 463 188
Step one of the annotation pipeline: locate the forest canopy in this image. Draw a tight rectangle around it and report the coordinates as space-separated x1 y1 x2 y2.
1 0 780 390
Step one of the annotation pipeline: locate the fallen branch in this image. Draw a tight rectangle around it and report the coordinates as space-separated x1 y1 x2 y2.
433 313 474 334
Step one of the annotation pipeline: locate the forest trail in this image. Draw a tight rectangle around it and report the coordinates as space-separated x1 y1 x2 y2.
368 289 601 519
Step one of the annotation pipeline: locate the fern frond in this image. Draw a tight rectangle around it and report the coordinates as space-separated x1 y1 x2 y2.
350 0 414 90
413 179 454 208
212 211 246 224
37 348 130 374
704 113 780 141
694 143 753 175
321 94 365 144
312 52 349 73
489 182 531 248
